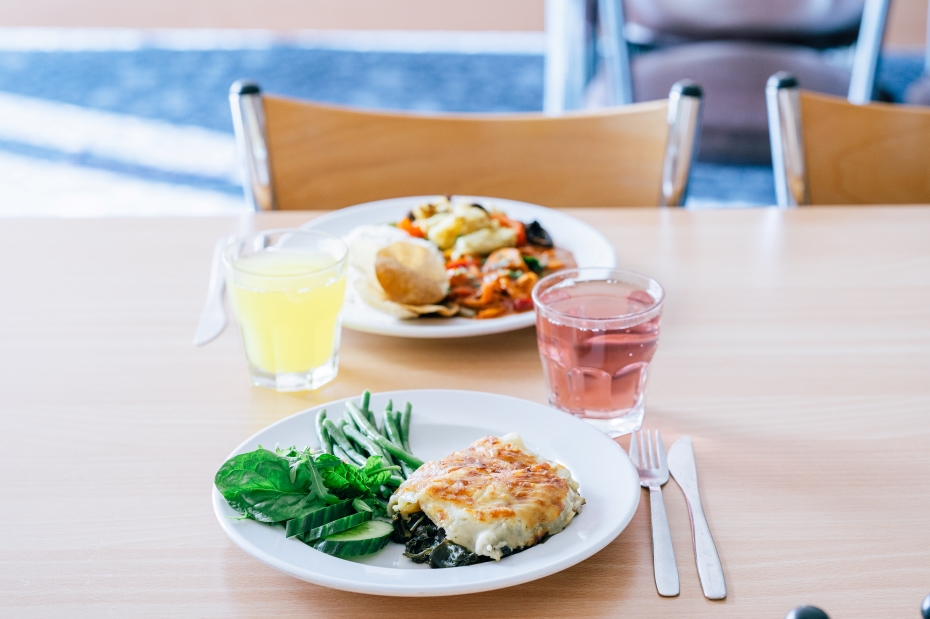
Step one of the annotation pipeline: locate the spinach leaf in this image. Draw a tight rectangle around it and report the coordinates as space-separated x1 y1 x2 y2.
215 448 330 522
226 489 325 523
215 449 301 496
215 449 396 523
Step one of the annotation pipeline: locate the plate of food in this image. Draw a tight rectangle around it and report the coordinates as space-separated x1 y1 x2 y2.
300 196 617 338
212 389 639 596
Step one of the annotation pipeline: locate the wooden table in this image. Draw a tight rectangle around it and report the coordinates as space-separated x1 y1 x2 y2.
2 207 929 618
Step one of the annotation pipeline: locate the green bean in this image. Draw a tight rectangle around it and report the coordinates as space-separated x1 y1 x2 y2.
315 409 333 454
382 407 404 449
400 402 412 452
343 419 394 465
342 408 361 433
343 424 387 460
333 444 366 467
378 485 393 500
322 419 367 465
360 390 376 426
347 402 424 468
385 474 404 488
364 396 388 438
390 410 408 453
379 399 393 439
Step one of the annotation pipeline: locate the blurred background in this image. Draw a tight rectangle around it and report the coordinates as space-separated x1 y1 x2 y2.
0 0 927 215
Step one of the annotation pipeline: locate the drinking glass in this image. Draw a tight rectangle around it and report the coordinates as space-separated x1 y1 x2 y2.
223 229 348 392
532 268 664 436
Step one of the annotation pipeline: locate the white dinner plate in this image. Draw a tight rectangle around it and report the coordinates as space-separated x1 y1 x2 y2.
212 390 640 597
300 195 617 338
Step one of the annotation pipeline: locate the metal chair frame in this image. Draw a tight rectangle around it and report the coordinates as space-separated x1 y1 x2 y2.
229 80 703 211
767 67 930 207
766 72 808 206
545 0 891 112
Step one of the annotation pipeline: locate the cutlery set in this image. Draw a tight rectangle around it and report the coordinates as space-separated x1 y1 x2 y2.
630 430 726 600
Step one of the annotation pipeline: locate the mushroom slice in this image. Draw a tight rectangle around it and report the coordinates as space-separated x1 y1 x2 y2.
375 241 449 306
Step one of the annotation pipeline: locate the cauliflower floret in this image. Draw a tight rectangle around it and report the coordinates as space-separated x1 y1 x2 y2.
412 197 452 221
427 215 464 250
451 226 517 259
452 202 491 231
417 212 450 233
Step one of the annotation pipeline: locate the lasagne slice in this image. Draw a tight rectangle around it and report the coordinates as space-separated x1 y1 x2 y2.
388 433 584 567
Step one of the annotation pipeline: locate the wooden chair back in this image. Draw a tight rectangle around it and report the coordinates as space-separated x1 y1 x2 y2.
230 81 703 210
769 74 930 205
801 92 930 204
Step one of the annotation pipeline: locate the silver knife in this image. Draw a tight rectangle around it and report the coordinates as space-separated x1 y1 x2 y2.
192 235 235 347
668 436 727 600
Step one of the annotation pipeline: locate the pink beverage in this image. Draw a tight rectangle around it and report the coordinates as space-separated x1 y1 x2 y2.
533 269 664 437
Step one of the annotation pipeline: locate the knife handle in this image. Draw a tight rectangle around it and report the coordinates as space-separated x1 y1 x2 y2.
687 495 727 599
207 235 232 298
648 487 679 597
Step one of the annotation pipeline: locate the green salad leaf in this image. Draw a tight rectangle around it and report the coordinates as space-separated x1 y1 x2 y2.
214 390 425 559
522 255 543 274
216 450 398 523
316 454 396 499
214 448 327 522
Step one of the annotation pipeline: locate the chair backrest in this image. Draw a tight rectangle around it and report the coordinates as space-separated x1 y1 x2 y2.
546 0 888 113
623 0 864 46
229 80 703 210
767 72 930 205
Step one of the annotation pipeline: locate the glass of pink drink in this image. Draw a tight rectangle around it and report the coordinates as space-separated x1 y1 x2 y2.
532 268 664 437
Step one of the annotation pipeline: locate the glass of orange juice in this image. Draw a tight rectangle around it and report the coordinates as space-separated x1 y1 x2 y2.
223 229 348 392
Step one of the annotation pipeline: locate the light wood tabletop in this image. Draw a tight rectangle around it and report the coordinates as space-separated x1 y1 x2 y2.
2 206 929 618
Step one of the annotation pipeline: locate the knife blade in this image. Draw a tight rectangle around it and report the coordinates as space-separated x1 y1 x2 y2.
192 235 235 347
668 436 727 600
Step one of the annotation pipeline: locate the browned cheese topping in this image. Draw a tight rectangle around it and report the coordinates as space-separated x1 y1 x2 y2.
395 435 572 537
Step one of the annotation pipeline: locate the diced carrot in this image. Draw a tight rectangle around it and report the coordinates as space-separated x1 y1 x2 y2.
445 257 478 270
397 217 425 238
477 306 508 319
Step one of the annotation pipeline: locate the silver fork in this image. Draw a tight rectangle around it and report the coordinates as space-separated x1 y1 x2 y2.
630 429 680 597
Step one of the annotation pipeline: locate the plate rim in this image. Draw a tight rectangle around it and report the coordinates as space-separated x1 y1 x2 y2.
300 195 618 339
212 389 640 597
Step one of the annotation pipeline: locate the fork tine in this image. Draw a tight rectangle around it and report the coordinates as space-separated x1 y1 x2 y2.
647 429 656 468
629 430 639 467
656 431 667 470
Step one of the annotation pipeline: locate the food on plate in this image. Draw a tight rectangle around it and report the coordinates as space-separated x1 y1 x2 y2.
215 390 584 567
215 390 423 558
375 242 448 306
389 434 585 568
347 196 577 320
346 225 458 319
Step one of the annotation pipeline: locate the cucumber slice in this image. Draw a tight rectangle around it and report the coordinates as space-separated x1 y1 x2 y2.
300 511 372 542
310 520 393 557
284 500 353 539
